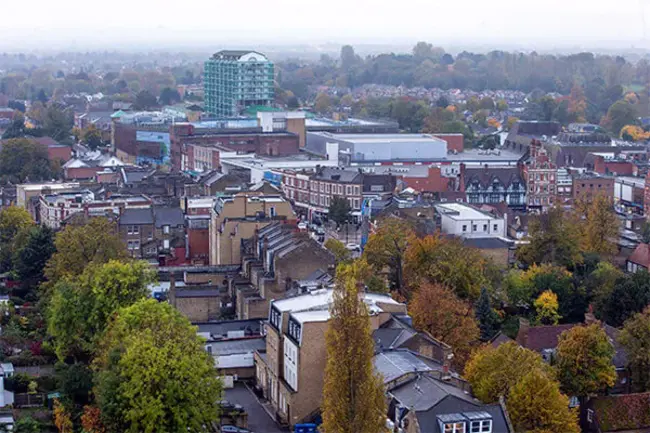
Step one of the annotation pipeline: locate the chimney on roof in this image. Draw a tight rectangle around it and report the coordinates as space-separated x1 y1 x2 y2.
517 317 530 348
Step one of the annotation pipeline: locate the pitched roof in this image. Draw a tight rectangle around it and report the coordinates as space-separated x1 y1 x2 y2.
628 243 650 268
154 207 184 228
591 392 650 432
490 332 514 349
465 167 523 188
312 167 363 184
517 323 577 352
119 208 153 225
374 350 441 384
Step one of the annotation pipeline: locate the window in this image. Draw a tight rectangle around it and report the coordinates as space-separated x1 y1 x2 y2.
326 183 330 193
353 199 360 209
163 225 170 234
462 225 467 232
346 185 352 196
320 182 325 193
163 239 170 249
354 186 360 195
127 240 140 250
483 224 487 231
470 420 491 433
270 207 276 218
444 423 466 433
493 224 498 232
587 409 594 423
472 225 477 231
338 185 343 195
127 225 139 235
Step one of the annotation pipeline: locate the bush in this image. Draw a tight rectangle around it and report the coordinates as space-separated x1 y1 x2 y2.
5 372 31 393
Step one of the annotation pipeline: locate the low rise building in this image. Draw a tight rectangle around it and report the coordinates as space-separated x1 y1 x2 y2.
253 289 407 427
523 139 557 211
435 203 506 239
209 193 296 265
464 166 526 208
573 172 615 202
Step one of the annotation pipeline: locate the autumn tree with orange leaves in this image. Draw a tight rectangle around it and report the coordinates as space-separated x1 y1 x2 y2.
409 282 480 369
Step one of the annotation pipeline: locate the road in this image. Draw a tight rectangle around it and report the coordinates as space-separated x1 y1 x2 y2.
225 383 287 433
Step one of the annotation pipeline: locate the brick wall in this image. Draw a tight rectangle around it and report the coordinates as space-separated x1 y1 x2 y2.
172 296 222 322
432 133 464 153
188 228 210 263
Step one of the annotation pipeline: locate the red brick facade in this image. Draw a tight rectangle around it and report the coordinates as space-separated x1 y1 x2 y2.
432 133 464 153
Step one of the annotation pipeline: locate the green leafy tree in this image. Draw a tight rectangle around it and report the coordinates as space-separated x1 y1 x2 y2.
13 224 55 294
507 369 580 433
81 125 102 150
1 111 26 139
603 100 637 135
324 238 351 264
159 87 181 105
43 104 73 143
48 260 154 361
575 193 619 257
555 324 616 399
619 307 650 391
464 341 553 403
0 138 53 183
94 299 222 433
600 270 650 327
0 206 34 272
363 218 414 295
45 217 127 284
134 90 158 110
13 416 41 433
328 196 351 227
321 262 387 433
476 287 500 341
516 206 582 269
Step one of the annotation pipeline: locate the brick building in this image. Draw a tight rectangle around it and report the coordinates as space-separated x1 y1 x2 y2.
281 167 364 222
523 139 557 211
209 193 296 265
253 289 406 427
432 133 464 153
573 172 615 202
237 223 335 319
118 206 186 265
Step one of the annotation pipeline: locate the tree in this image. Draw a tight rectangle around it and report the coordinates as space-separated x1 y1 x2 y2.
95 299 222 433
0 138 53 183
555 324 616 399
45 217 127 284
603 100 637 135
464 341 553 403
81 125 102 150
0 206 34 272
340 45 359 71
13 225 55 293
588 261 623 317
619 307 650 391
81 406 106 433
48 260 154 361
134 90 157 110
575 193 619 257
328 195 351 227
159 87 181 106
314 92 332 114
363 218 414 295
404 235 491 301
1 111 26 139
516 206 582 269
476 287 500 341
324 238 351 264
410 283 479 369
496 100 509 112
321 262 387 433
600 270 650 327
479 97 495 110
43 104 73 143
507 369 580 433
13 416 41 433
534 290 560 325
53 399 73 433
620 125 650 141
436 96 449 108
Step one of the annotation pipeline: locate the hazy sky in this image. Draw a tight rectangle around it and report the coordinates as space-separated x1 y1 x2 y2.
2 0 650 51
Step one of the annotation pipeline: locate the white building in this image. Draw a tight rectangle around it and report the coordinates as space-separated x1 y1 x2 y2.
435 202 506 238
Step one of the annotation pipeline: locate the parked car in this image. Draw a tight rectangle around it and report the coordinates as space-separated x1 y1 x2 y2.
346 243 361 252
221 426 251 433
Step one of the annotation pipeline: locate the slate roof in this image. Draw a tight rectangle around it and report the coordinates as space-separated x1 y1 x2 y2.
312 167 363 184
208 337 266 356
517 323 577 352
195 319 262 338
489 332 514 349
464 167 524 188
374 350 441 384
628 243 650 268
591 392 650 432
462 238 514 250
118 208 153 225
154 207 185 228
390 374 476 411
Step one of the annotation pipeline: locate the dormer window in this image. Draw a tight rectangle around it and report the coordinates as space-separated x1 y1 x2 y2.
444 423 466 433
470 420 492 433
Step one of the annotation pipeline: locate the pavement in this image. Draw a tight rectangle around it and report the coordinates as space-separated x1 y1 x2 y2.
225 383 287 433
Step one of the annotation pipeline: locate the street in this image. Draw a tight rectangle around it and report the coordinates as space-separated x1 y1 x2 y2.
225 383 287 433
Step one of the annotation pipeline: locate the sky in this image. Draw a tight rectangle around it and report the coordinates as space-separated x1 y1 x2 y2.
2 0 650 52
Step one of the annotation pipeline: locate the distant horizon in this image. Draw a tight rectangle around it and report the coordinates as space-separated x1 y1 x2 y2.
3 0 650 55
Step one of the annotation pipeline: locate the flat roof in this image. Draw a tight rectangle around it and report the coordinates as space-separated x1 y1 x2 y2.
436 203 495 220
273 289 400 314
312 132 445 145
616 176 645 188
291 310 332 324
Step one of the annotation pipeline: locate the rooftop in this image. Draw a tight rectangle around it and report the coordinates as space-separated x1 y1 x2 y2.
272 288 400 315
436 203 496 220
374 350 441 384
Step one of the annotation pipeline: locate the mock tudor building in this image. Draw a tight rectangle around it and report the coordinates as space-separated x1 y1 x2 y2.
464 166 526 208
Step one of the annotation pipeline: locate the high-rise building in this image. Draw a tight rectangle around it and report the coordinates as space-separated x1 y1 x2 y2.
204 50 274 118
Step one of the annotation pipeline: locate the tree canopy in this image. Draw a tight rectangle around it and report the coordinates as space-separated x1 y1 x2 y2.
94 299 222 433
328 195 351 227
619 307 650 392
321 261 387 433
0 138 54 183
